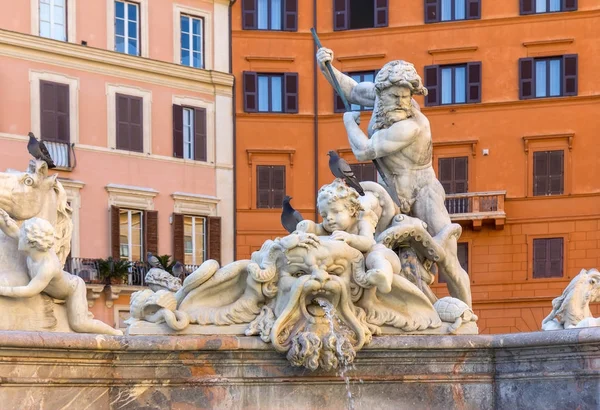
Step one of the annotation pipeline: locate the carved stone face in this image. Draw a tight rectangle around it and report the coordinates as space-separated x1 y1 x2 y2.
374 85 413 129
268 238 369 370
318 198 355 233
0 162 56 220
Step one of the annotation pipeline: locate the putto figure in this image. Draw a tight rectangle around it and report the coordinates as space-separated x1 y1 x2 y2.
317 48 471 306
0 209 122 336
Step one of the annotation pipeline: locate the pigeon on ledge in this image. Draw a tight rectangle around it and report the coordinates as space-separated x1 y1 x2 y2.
27 132 56 169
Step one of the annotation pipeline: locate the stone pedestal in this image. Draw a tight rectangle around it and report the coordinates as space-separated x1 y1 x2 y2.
0 329 598 409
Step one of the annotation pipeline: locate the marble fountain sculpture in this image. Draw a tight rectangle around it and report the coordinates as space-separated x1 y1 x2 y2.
126 53 480 371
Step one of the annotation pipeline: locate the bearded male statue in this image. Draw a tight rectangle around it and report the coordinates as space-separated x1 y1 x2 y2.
317 48 472 307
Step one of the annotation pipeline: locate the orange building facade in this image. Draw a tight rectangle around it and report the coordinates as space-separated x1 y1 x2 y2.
0 0 234 331
232 1 600 333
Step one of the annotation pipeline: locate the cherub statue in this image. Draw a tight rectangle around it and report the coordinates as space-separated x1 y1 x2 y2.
297 179 399 293
0 209 122 335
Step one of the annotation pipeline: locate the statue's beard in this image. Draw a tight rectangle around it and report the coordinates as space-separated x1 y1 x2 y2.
373 103 413 131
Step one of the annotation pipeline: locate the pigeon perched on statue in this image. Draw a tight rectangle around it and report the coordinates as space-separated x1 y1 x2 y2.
281 195 304 233
172 261 185 279
147 252 163 269
27 132 56 169
327 150 365 196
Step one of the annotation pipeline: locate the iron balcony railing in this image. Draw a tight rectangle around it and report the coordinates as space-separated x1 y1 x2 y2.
66 257 201 286
42 140 72 169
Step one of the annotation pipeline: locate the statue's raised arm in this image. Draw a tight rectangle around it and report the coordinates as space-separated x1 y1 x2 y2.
316 47 376 108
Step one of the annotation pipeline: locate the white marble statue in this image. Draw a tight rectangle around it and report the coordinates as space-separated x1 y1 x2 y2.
127 178 477 370
316 48 471 307
542 268 600 330
0 160 121 335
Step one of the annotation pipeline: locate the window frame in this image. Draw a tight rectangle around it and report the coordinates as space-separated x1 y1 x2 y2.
32 0 76 42
424 62 481 107
243 71 298 114
107 0 149 58
519 55 577 100
424 0 480 24
440 64 468 105
39 0 67 41
114 0 140 56
242 0 298 31
440 0 466 22
531 237 565 279
172 96 214 163
520 0 577 15
173 4 213 70
119 208 144 262
534 57 562 98
532 150 564 196
256 165 286 209
180 14 204 69
349 162 378 182
257 73 284 113
183 215 207 265
333 0 389 31
106 83 152 154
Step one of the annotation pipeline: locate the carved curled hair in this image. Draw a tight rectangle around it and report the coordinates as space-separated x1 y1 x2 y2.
22 217 56 252
317 179 363 217
374 60 428 96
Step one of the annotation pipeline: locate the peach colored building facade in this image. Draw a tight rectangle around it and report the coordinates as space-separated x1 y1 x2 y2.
232 1 600 333
0 0 234 330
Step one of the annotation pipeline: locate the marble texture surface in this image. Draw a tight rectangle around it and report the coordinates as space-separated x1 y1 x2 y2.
0 328 598 409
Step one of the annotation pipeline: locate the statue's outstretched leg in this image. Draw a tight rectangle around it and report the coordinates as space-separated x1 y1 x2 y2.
66 275 123 335
365 244 400 294
413 185 472 307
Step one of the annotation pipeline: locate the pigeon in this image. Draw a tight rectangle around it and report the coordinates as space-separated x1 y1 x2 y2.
172 261 185 278
281 195 304 233
147 252 163 269
327 150 365 196
27 132 56 169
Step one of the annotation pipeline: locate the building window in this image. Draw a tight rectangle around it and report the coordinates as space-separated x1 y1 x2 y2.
242 0 298 31
533 150 564 196
425 0 480 23
180 15 203 68
173 105 207 161
349 163 378 182
424 63 481 106
520 0 577 15
116 94 143 152
39 0 67 41
119 209 144 261
519 55 577 99
257 165 285 209
183 216 206 265
243 72 298 113
173 213 221 265
439 157 468 214
115 0 139 56
40 80 70 143
334 70 378 112
334 0 388 31
533 238 563 278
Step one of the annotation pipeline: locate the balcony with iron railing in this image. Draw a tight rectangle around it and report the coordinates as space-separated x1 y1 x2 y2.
65 257 201 286
42 140 74 170
445 191 507 230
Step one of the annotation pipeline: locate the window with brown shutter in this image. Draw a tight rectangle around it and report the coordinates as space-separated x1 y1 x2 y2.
257 165 286 209
424 63 481 106
533 150 564 196
40 80 70 143
520 0 577 14
439 157 469 214
350 163 378 182
533 238 564 278
111 208 146 262
172 105 207 161
144 210 158 257
173 213 185 263
424 0 480 23
242 0 297 31
519 55 577 100
243 72 298 114
207 216 221 264
334 0 388 31
116 93 143 152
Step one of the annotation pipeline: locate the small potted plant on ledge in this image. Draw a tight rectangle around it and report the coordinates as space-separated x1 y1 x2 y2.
98 257 132 285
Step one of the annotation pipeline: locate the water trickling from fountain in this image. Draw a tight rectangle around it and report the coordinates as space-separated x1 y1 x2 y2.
317 298 356 410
